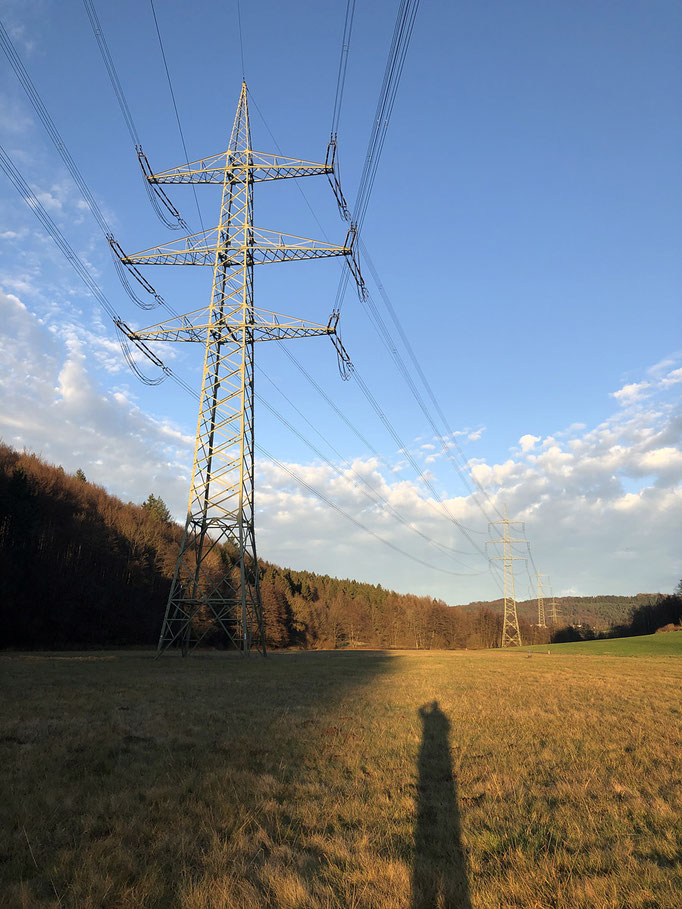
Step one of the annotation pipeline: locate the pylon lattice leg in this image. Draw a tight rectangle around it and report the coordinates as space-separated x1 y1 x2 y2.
131 83 355 656
157 87 263 655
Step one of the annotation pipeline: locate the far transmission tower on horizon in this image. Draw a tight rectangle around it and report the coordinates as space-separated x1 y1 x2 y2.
486 505 526 648
549 596 560 627
536 572 549 627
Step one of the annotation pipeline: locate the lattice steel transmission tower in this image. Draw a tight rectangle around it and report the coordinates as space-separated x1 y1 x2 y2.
536 572 548 627
486 505 526 648
117 83 360 655
549 597 560 627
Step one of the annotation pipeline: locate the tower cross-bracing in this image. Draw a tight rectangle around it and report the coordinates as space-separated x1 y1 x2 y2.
486 505 526 648
118 83 360 655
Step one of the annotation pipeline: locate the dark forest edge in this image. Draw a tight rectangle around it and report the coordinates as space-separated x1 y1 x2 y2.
1 444 678 650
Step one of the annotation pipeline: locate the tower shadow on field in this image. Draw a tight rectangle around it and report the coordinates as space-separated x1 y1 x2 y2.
412 701 471 909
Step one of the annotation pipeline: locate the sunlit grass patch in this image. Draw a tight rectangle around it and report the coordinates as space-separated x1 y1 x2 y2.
2 647 680 907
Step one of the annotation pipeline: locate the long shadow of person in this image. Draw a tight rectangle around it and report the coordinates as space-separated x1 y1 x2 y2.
412 700 472 909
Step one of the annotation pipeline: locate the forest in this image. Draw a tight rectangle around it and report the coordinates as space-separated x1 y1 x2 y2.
0 444 672 650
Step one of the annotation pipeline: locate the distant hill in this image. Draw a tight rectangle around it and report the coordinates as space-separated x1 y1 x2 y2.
458 594 659 630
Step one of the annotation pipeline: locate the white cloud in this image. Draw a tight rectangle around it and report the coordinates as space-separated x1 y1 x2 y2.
519 433 540 452
0 228 28 240
0 289 193 518
661 367 682 389
611 380 651 405
2 285 680 603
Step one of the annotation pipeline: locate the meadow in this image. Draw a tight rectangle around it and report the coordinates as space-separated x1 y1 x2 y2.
529 629 682 656
2 641 680 908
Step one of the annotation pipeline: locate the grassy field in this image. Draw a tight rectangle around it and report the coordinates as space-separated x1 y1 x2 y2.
2 647 680 908
529 629 682 656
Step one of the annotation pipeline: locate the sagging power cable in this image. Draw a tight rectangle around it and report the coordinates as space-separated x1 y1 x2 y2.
256 443 475 578
333 0 420 315
148 0 205 233
250 87 495 562
0 142 169 387
82 0 189 232
257 373 481 568
0 16 171 313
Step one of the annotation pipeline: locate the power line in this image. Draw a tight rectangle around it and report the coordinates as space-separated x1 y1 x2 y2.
330 0 357 137
148 0 205 232
360 240 503 522
82 0 189 232
256 370 481 568
333 0 420 314
319 0 503 525
236 0 246 80
352 366 489 561
256 443 474 578
0 15 171 313
250 80 494 556
0 142 168 387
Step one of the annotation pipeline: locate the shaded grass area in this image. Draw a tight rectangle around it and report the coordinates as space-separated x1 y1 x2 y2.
528 630 682 656
2 648 681 907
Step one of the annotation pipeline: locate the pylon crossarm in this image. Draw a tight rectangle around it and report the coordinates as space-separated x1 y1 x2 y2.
121 227 221 266
252 308 335 342
146 149 331 184
122 305 335 344
121 226 351 267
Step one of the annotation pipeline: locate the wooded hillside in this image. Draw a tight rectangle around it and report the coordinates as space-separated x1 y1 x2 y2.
459 594 656 630
0 445 664 650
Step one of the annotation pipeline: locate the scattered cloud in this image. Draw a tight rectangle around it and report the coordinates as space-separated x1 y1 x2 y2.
1 286 680 603
519 433 540 452
0 289 192 516
611 380 651 405
661 367 682 389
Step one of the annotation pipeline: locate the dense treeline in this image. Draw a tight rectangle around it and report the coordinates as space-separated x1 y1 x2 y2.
462 593 655 630
0 446 489 648
0 445 666 651
0 446 513 650
0 446 180 647
551 593 682 644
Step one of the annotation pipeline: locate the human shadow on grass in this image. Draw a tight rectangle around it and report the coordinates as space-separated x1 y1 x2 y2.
412 700 471 909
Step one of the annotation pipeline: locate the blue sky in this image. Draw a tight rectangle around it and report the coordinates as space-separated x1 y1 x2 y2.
1 0 681 603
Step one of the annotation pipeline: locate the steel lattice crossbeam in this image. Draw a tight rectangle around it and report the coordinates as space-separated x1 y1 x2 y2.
147 149 333 184
121 225 355 267
119 82 357 656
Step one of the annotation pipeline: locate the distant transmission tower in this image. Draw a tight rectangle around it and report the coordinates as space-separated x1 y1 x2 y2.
536 572 548 627
486 505 526 647
549 597 560 627
117 83 361 655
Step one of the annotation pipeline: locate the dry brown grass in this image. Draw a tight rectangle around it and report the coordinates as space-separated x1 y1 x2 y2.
1 647 680 907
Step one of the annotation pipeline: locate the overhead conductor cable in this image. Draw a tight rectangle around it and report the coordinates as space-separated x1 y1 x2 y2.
0 16 171 313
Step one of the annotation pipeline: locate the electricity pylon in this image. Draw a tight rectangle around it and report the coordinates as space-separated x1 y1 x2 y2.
486 505 526 648
536 572 549 627
549 597 560 627
118 83 360 655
